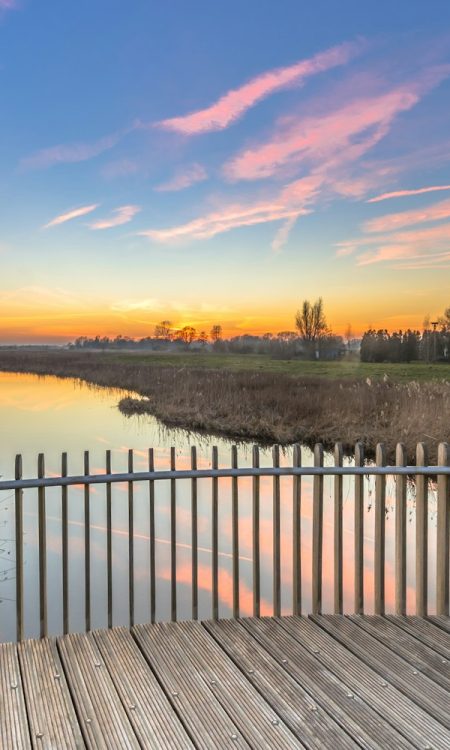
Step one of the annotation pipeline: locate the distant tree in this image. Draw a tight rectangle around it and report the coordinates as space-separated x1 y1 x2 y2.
276 331 297 342
295 298 328 357
210 324 222 342
197 331 208 346
178 326 196 345
154 320 172 339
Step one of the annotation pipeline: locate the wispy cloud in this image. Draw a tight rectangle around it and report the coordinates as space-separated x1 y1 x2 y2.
101 159 140 179
155 163 207 192
0 1 17 10
223 74 446 182
20 131 122 171
364 197 450 233
367 184 450 203
43 204 99 229
157 40 362 135
111 298 162 312
139 174 320 244
138 203 304 242
90 205 141 230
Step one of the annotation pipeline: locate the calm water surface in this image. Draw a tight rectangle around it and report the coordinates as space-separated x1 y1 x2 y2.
0 372 437 641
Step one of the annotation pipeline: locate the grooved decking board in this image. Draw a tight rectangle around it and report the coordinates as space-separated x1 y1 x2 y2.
18 638 84 749
93 627 194 749
348 615 450 689
279 616 450 749
204 619 360 750
162 620 302 749
240 617 410 749
1 616 449 749
57 632 139 750
133 621 251 748
311 615 450 728
384 615 450 658
428 616 450 634
0 641 31 749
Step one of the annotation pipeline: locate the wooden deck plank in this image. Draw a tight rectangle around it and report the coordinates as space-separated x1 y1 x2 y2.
348 615 450 689
133 621 251 749
428 616 450 634
278 616 450 750
241 617 411 749
204 619 361 750
93 627 194 749
0 642 31 750
18 638 84 749
57 632 139 749
384 615 450 658
167 620 303 749
311 614 450 728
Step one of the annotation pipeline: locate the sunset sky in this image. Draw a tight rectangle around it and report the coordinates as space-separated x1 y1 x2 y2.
2 0 450 343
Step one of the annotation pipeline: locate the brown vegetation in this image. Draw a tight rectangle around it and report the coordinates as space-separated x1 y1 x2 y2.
0 349 448 460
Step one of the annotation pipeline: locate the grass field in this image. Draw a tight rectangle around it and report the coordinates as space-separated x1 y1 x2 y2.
108 350 450 382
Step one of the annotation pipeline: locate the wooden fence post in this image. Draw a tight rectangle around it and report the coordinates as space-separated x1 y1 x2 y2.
312 444 324 615
436 443 450 616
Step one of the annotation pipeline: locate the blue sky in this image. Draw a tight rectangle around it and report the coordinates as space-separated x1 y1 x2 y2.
1 0 450 342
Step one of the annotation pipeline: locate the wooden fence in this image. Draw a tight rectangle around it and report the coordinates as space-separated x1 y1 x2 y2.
0 442 449 642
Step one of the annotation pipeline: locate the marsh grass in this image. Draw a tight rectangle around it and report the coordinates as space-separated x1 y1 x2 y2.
0 350 448 460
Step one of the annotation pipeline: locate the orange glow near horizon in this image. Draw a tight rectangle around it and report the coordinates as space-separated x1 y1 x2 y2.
0 299 442 344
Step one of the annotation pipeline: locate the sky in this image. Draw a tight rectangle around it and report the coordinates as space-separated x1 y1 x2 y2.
1 0 450 343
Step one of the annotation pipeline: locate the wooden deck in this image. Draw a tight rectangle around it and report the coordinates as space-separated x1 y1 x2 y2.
1 616 449 749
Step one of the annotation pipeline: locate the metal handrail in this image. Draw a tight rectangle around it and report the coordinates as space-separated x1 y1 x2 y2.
1 464 450 491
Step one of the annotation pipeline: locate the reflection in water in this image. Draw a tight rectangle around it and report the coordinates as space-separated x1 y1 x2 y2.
0 372 437 641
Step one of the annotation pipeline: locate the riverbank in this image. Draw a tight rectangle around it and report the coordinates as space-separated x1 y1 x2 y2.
0 349 448 460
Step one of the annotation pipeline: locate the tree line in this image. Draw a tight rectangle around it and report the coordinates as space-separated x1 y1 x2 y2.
360 310 450 363
70 300 450 363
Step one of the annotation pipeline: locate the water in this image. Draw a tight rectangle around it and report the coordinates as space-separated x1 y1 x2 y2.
0 371 437 641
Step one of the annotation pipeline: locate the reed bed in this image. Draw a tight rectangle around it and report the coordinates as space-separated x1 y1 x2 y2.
0 350 448 460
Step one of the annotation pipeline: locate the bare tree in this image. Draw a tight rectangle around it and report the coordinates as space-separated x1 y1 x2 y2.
178 326 196 345
295 298 328 343
210 324 222 342
154 320 172 339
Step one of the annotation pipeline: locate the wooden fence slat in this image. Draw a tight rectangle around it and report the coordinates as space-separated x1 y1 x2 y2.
231 445 239 618
37 453 47 638
128 449 135 627
106 450 113 629
374 443 386 615
149 448 156 624
416 443 428 617
292 444 301 616
61 452 69 635
252 445 260 618
15 454 23 642
191 446 198 620
170 447 177 622
312 444 324 615
273 444 281 617
84 450 91 631
395 443 407 615
212 446 219 620
354 442 365 614
436 443 450 616
334 443 343 614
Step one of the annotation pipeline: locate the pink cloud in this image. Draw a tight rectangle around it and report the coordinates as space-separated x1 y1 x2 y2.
367 184 450 203
364 197 450 233
342 221 450 267
0 0 16 9
101 158 140 179
155 163 207 192
20 131 122 171
90 205 141 230
140 174 321 244
224 66 450 182
157 40 362 135
43 203 99 229
224 89 419 182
